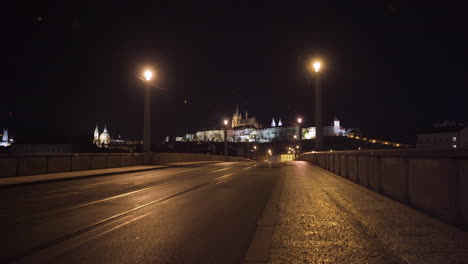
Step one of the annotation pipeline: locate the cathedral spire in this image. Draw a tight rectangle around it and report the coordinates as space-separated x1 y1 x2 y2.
278 119 282 126
271 118 276 127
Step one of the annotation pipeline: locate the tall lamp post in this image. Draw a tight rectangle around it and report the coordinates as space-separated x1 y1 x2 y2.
312 61 323 151
297 117 302 154
246 135 250 159
223 119 228 156
253 145 257 160
143 70 153 153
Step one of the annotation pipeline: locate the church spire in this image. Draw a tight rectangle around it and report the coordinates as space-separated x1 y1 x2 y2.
278 119 282 126
2 128 8 142
271 118 276 127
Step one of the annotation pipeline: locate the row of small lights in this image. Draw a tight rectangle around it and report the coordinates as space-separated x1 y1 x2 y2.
347 135 403 148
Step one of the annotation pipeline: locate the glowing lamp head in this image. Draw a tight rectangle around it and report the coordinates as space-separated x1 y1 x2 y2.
144 70 153 81
313 62 321 72
223 120 228 126
297 118 302 124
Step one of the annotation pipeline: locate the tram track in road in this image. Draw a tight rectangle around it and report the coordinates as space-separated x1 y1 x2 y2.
5 165 244 226
2 170 242 264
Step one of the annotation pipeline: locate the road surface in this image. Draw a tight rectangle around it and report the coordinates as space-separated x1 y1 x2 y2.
2 161 468 264
0 162 274 264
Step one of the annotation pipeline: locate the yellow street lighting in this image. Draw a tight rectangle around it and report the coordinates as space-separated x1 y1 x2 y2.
144 70 153 81
223 119 228 126
254 146 257 150
297 118 302 124
296 145 299 149
313 62 321 72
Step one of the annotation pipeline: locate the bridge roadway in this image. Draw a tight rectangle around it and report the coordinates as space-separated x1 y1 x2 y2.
0 161 467 263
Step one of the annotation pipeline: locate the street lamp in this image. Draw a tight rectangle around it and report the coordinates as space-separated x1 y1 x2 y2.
297 117 303 154
311 60 323 150
142 69 154 153
223 119 229 156
246 135 251 159
253 145 257 160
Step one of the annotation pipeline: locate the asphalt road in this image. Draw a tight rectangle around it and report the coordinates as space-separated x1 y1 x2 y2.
3 161 468 264
0 162 277 264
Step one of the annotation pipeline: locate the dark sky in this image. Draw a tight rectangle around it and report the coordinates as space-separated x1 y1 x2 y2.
2 1 467 142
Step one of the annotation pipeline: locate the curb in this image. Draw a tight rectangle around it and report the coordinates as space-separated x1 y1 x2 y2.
243 173 283 263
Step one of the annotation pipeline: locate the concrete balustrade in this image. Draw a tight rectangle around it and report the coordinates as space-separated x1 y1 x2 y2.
0 153 250 178
297 149 468 228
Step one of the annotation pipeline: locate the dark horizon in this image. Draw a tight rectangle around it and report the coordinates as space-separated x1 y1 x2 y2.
2 2 467 143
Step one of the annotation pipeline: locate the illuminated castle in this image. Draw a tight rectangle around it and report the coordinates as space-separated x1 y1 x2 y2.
231 106 262 129
184 107 348 143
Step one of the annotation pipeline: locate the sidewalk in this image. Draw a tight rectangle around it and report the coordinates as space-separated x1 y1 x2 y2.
0 161 219 188
245 162 468 264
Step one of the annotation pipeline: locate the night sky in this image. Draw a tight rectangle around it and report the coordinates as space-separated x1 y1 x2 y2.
2 1 467 143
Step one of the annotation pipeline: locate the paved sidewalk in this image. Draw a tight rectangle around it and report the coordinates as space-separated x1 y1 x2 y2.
268 162 468 264
0 161 220 188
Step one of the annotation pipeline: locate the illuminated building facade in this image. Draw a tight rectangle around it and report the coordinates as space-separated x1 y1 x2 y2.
0 129 13 147
184 109 348 143
93 125 142 152
93 125 111 148
231 106 262 129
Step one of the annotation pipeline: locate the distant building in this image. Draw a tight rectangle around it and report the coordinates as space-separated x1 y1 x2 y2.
231 106 262 129
93 125 111 148
184 107 349 143
0 128 13 147
416 122 466 149
93 125 141 152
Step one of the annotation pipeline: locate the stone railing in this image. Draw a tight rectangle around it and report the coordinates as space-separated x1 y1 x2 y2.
0 153 250 178
297 149 468 228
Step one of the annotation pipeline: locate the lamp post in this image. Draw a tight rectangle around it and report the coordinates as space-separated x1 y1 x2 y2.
223 119 228 156
143 70 153 153
246 135 250 159
253 145 257 160
297 117 302 154
312 61 323 151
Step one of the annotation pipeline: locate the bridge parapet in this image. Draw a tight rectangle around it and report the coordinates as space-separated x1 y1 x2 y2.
0 153 250 178
297 149 468 229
